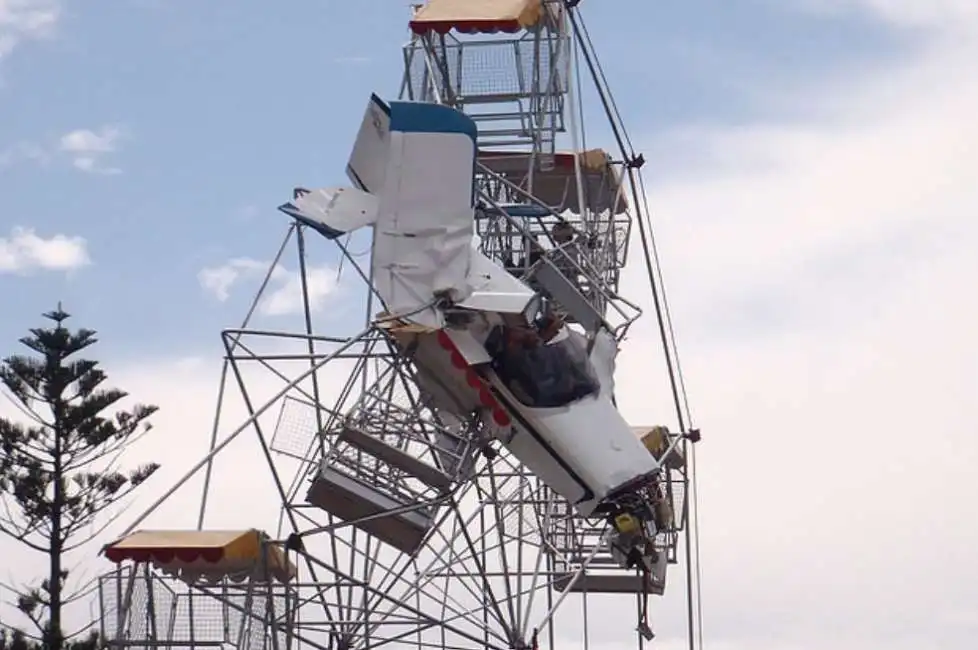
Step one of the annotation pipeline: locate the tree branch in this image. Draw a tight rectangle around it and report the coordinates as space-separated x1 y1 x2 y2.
62 431 131 474
62 495 140 552
0 387 49 427
15 438 55 465
0 621 42 643
0 516 48 553
0 494 29 534
64 618 98 641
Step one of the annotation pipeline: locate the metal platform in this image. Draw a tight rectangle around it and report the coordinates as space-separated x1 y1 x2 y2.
305 424 451 555
541 451 685 596
553 548 667 595
477 149 627 216
307 464 435 555
553 572 665 596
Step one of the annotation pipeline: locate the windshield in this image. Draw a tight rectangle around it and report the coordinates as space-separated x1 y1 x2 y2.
485 325 600 409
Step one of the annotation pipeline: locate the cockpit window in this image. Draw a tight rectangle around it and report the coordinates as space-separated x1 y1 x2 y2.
485 324 600 409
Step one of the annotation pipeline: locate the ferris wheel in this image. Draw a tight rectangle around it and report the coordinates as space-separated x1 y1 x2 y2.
96 2 702 650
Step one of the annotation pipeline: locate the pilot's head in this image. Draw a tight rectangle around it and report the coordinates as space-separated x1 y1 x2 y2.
537 312 563 342
553 222 575 244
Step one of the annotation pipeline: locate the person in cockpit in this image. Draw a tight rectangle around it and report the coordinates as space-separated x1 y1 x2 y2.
485 311 599 410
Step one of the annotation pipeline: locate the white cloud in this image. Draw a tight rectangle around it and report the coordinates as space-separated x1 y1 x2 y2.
0 140 49 167
197 257 266 302
0 0 59 61
609 14 978 650
59 127 121 154
260 264 338 316
58 125 125 175
197 257 340 316
636 25 978 330
1 125 126 173
0 226 90 273
797 0 978 30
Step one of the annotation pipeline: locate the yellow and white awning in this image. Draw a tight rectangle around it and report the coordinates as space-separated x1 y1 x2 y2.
410 0 545 35
103 529 295 584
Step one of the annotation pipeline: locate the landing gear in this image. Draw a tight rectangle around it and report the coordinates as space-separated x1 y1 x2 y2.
637 620 656 642
636 558 657 641
606 501 659 573
603 495 661 642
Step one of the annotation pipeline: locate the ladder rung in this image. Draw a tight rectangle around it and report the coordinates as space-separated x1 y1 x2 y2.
470 112 529 122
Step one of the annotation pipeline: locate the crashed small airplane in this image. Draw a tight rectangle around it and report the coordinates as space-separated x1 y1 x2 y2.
280 94 666 575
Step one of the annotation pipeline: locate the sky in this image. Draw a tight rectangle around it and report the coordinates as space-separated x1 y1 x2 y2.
2 0 978 649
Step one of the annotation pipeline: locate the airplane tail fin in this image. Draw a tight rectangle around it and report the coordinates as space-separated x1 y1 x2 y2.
281 94 482 329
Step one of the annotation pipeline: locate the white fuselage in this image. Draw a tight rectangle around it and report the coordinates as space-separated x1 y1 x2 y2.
485 369 659 517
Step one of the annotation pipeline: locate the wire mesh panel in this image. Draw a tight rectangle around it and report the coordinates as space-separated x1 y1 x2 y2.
403 28 566 152
409 37 560 99
98 566 294 649
270 395 326 462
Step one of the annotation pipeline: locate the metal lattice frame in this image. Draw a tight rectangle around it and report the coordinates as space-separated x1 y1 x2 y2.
99 3 697 649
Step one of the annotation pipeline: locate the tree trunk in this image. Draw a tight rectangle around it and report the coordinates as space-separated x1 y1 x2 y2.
50 416 64 650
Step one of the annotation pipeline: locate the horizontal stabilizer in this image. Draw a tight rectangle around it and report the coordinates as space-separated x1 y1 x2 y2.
279 186 379 240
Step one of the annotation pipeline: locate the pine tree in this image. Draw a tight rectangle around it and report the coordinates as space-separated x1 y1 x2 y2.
0 628 30 650
0 630 103 650
0 628 100 650
0 306 160 650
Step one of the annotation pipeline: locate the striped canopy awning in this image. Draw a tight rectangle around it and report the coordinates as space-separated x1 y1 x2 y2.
409 0 545 35
103 529 295 584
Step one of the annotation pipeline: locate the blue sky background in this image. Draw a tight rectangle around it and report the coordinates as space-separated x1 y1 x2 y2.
1 0 912 358
4 2 978 648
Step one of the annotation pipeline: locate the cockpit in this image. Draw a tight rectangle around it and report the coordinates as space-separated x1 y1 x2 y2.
485 320 601 409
